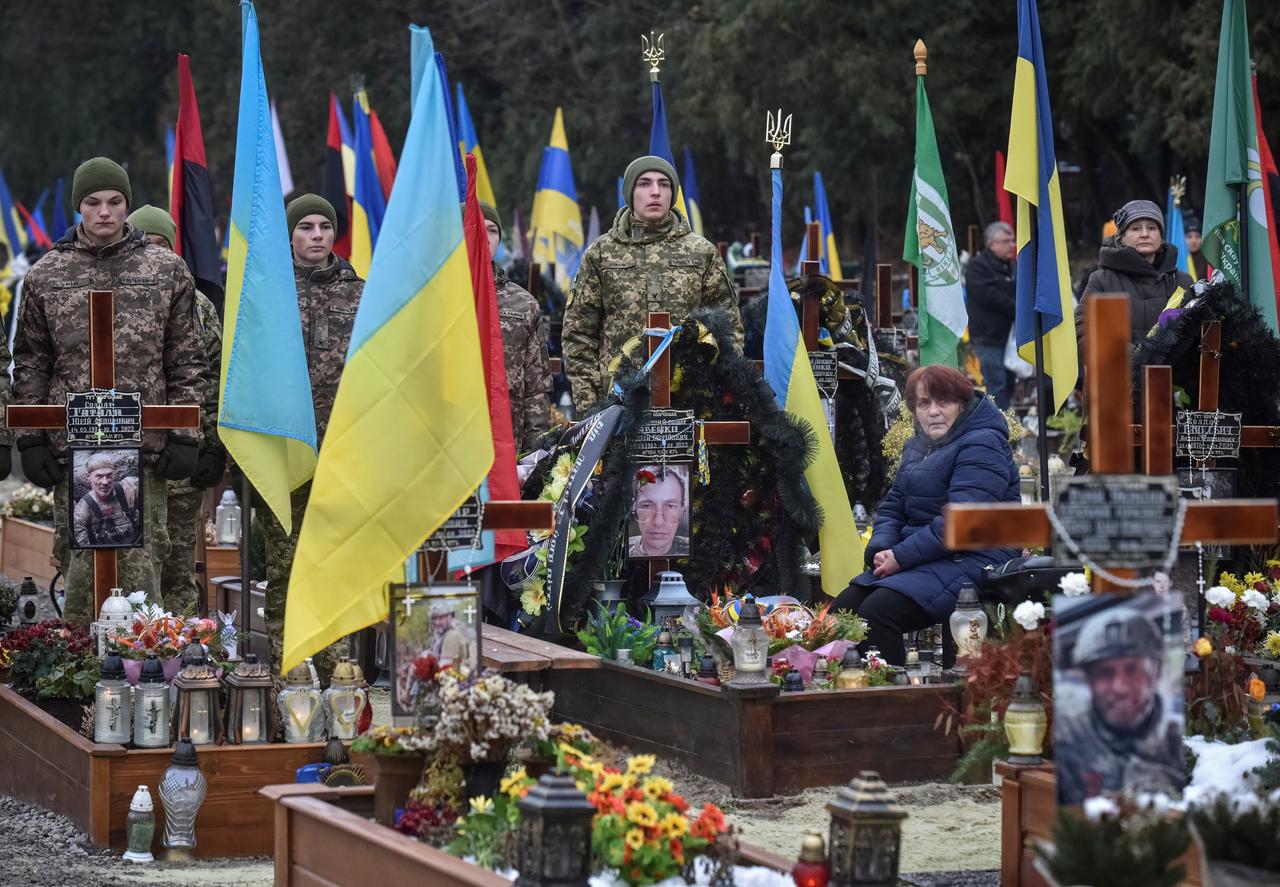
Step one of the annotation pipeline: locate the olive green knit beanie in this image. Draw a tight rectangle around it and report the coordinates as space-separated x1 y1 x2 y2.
126 205 177 250
622 155 680 212
286 193 337 234
479 201 502 239
72 157 132 210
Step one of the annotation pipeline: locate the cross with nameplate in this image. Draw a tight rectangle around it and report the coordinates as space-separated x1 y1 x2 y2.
6 290 201 613
944 295 1277 594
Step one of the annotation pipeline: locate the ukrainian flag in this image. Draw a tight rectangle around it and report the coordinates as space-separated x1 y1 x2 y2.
763 161 861 598
814 171 844 279
0 162 28 261
349 89 388 278
681 145 704 236
219 0 317 532
1007 0 1078 412
648 80 689 221
456 83 496 207
529 107 583 288
283 23 493 672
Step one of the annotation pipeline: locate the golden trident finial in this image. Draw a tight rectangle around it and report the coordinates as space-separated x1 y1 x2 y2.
914 39 928 76
1170 175 1187 208
766 108 792 169
641 31 665 82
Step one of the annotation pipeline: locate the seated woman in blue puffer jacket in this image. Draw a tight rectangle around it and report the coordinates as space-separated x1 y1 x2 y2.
833 364 1020 666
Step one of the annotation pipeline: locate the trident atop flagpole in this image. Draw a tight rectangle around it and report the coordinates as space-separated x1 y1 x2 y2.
766 109 792 170
641 31 665 82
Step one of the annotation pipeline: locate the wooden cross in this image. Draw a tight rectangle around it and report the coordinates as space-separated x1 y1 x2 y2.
6 290 200 613
873 262 919 352
416 500 555 580
643 309 750 583
944 294 1277 594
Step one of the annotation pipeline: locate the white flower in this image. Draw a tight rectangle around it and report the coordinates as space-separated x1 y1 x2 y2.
1012 600 1046 631
1242 588 1269 612
126 590 147 605
1082 796 1119 822
1058 572 1090 597
1205 586 1237 609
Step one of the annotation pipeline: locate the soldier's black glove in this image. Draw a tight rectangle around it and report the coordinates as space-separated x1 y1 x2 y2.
156 435 199 481
0 445 11 481
18 437 63 488
190 447 228 489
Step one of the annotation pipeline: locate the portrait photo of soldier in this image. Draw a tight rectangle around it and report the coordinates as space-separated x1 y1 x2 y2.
390 587 481 719
69 450 144 550
1053 592 1185 806
627 463 691 558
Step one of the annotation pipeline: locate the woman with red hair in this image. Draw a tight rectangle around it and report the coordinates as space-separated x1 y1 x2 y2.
833 365 1020 666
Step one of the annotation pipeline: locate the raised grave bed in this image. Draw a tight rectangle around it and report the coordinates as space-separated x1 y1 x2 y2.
0 683 327 857
547 659 962 798
0 515 56 589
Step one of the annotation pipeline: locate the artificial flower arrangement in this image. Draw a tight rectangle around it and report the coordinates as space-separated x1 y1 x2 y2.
350 723 435 756
3 483 55 524
1229 561 1280 662
107 601 223 661
504 452 589 616
0 620 96 700
576 602 660 665
433 669 555 764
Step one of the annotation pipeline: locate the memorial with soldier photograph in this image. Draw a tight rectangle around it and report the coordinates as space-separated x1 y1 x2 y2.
627 463 691 558
69 449 144 550
389 584 481 721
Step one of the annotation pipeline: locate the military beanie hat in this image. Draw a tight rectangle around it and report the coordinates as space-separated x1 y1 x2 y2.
622 155 681 211
479 201 503 240
126 205 177 250
286 193 337 234
72 157 132 209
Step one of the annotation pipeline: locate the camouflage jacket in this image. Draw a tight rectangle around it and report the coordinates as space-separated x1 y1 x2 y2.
169 291 223 495
295 255 363 446
0 333 13 447
14 224 205 458
494 265 551 451
1054 694 1184 805
562 208 742 410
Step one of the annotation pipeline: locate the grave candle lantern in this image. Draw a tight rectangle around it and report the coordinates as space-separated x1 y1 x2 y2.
948 583 987 673
172 644 221 745
122 785 155 863
514 770 596 887
835 649 867 689
95 587 134 656
1004 671 1047 764
792 828 831 887
94 652 132 744
904 648 923 686
278 661 325 743
158 739 207 860
728 595 769 685
641 570 700 628
222 653 273 744
132 653 170 748
677 635 694 678
323 657 369 740
696 654 720 686
827 770 907 887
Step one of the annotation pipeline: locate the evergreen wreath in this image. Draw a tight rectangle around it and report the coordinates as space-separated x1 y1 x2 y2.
547 307 821 633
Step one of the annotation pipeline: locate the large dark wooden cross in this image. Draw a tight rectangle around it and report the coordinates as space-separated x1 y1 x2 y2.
6 290 201 613
944 294 1277 594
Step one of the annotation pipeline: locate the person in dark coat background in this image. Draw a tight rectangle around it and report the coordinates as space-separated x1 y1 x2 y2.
832 365 1020 665
1079 200 1194 346
965 221 1018 408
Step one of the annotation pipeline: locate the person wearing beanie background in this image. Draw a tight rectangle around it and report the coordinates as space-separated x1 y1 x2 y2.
13 157 206 625
1183 213 1212 281
562 154 740 411
127 204 226 616
1080 199 1194 346
261 193 364 681
481 201 550 451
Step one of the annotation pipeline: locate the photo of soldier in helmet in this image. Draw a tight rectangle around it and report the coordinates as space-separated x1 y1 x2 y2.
1054 592 1185 805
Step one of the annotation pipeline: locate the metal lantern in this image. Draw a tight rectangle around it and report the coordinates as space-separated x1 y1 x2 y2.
904 648 923 686
172 644 221 746
323 657 369 740
133 653 171 748
728 595 770 685
514 769 596 887
641 570 699 627
835 649 868 689
94 652 132 744
948 583 988 673
158 739 207 860
1004 671 1048 764
222 653 274 744
827 770 907 887
96 587 134 656
16 575 39 625
278 661 325 743
677 635 695 678
123 785 155 863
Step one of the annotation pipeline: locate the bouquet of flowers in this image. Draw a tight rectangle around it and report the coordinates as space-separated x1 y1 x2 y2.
1226 562 1280 661
1188 568 1276 739
435 670 554 764
107 603 222 661
3 483 55 524
349 723 435 756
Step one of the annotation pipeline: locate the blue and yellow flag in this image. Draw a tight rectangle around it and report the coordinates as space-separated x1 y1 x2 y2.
529 107 583 287
284 23 494 672
1006 0 1078 412
349 89 388 278
763 161 861 598
220 0 317 533
814 171 844 279
648 80 689 221
456 83 496 207
0 161 27 261
1165 185 1190 276
681 145 704 236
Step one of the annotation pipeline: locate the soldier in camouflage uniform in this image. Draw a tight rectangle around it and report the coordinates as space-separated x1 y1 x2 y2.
481 202 550 450
1056 606 1183 804
127 205 226 616
562 155 741 411
263 194 363 684
13 158 205 626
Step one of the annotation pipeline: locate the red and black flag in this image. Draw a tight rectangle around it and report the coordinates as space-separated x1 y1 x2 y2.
322 92 353 259
170 53 224 310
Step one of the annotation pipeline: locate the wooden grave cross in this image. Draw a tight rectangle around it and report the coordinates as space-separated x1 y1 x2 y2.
944 294 1277 595
6 290 201 613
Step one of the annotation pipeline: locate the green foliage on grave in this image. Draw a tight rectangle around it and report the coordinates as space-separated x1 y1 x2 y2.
1040 807 1187 887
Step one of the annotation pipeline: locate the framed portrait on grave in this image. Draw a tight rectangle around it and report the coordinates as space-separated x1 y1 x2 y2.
387 581 482 726
627 463 691 559
68 448 144 550
1053 591 1185 806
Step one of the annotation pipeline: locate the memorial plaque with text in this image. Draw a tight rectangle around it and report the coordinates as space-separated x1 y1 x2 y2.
1052 475 1181 569
808 351 838 398
65 389 143 446
1175 410 1243 461
421 494 485 552
627 409 695 463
